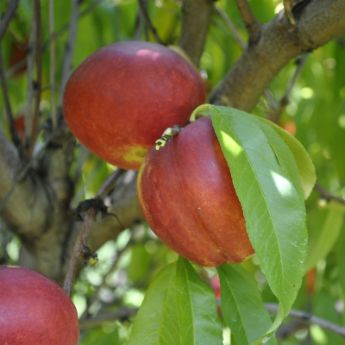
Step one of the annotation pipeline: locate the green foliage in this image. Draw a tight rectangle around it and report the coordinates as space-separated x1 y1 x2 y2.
1 0 344 344
305 202 344 271
218 265 278 345
207 105 309 324
128 258 223 345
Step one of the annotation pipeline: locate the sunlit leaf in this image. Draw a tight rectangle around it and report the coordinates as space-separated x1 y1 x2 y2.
192 104 308 333
256 117 316 199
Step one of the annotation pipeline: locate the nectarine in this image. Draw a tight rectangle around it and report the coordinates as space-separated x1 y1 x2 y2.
0 266 79 345
138 116 253 266
63 41 205 170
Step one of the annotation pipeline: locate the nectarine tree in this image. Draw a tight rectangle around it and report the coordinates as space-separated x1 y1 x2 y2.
0 1 345 345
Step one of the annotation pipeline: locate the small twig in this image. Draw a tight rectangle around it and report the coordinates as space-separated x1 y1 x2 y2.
81 235 134 319
44 0 103 51
0 0 20 41
235 0 261 43
0 52 21 148
63 196 126 295
96 169 126 199
283 0 296 25
213 6 282 115
275 319 309 340
266 303 345 338
59 0 79 100
268 54 308 123
63 207 98 295
214 6 246 50
25 0 41 154
79 308 138 329
28 0 43 156
137 0 163 44
5 0 104 79
316 183 345 206
49 0 57 128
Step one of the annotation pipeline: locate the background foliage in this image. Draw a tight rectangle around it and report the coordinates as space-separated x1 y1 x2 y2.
0 0 345 344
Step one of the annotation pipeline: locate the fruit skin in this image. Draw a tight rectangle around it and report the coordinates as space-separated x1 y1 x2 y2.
0 266 79 345
63 41 205 170
138 116 254 266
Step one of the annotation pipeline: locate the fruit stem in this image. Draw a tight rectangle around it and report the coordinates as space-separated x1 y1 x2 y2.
155 125 181 150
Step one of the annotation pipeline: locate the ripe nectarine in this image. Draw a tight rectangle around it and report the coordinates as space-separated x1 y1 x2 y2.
0 266 79 345
138 116 253 266
63 41 205 170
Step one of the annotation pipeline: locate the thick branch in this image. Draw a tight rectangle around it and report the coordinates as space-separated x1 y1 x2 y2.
179 0 214 67
0 131 48 238
210 0 345 110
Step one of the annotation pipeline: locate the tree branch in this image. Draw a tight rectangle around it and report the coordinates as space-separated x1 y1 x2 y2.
49 0 57 129
137 0 163 44
316 183 345 206
179 0 214 67
88 171 143 252
235 0 261 43
28 0 43 156
283 0 296 25
59 0 79 100
0 130 49 239
214 6 246 49
268 54 308 122
79 308 138 329
0 52 21 148
57 170 143 282
267 303 345 338
210 0 345 111
0 0 20 41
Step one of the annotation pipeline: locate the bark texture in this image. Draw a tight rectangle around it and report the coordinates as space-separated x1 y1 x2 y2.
210 0 345 110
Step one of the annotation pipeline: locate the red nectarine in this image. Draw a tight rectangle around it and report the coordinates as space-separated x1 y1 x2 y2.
137 116 253 266
63 41 205 170
0 266 79 345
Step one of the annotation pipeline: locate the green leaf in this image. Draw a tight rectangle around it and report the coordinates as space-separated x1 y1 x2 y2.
336 221 345 298
128 258 223 345
193 104 308 330
305 201 345 271
256 117 316 199
252 119 304 199
218 265 278 345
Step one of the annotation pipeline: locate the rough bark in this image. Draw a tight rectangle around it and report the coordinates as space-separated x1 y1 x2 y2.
210 0 345 110
179 0 214 67
0 130 49 238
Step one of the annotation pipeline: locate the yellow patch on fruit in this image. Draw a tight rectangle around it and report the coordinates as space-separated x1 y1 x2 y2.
122 145 148 165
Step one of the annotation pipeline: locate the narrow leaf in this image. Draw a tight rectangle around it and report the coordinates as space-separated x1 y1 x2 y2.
305 201 344 271
335 221 345 298
128 259 223 345
256 117 316 199
218 265 278 345
253 119 304 199
192 105 307 328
